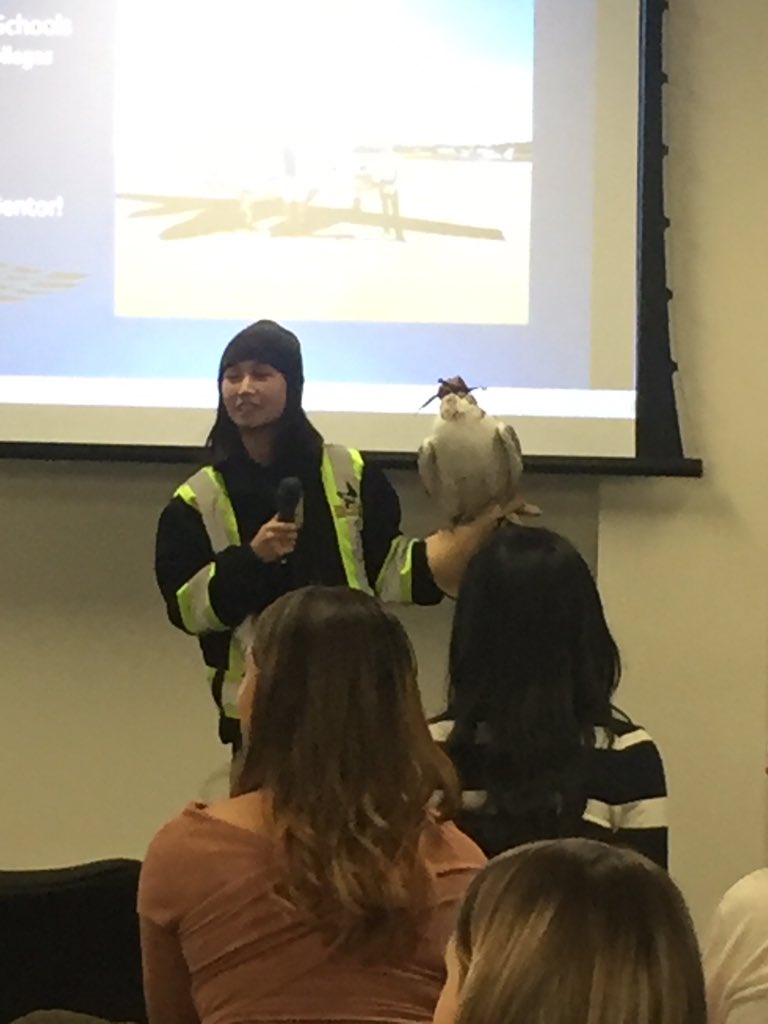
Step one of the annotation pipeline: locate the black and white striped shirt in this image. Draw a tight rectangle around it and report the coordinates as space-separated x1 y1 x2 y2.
430 716 668 868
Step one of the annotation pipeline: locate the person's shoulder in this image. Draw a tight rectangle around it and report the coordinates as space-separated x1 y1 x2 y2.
421 817 487 872
320 442 363 464
159 463 218 512
143 800 263 877
715 869 768 927
143 803 208 865
595 715 658 751
706 869 768 985
588 716 667 813
176 461 219 488
322 443 370 483
705 869 768 1020
138 804 210 922
157 496 189 535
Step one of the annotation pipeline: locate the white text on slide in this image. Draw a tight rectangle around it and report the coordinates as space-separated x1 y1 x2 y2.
0 13 73 70
0 14 73 36
0 46 53 69
0 196 64 217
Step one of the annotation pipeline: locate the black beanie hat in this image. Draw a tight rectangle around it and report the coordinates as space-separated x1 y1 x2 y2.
219 320 304 407
208 320 322 466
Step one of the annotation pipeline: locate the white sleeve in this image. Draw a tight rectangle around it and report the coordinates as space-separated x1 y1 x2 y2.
704 870 768 1024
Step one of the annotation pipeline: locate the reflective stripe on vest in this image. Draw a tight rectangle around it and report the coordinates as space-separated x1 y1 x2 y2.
321 445 414 602
174 467 240 635
175 466 240 552
320 445 372 595
375 535 416 603
177 564 226 634
176 469 248 718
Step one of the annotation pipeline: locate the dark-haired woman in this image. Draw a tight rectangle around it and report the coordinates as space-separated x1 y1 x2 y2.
430 523 669 867
155 320 503 746
139 587 485 1024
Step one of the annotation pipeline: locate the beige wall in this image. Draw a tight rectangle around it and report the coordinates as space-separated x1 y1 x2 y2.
597 0 768 924
0 0 765 934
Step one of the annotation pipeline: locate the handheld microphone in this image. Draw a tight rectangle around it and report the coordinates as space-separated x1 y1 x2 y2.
275 477 303 523
275 477 303 570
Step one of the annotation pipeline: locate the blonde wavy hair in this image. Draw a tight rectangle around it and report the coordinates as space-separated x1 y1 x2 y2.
233 585 459 954
452 838 706 1024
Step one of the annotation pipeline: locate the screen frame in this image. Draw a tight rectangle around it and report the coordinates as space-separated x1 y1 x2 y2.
0 0 702 478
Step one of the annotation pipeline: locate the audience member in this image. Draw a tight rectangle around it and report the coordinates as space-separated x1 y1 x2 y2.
433 838 707 1024
431 524 668 865
139 586 485 1024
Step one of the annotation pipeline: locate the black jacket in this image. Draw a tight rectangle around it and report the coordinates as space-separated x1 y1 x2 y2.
155 451 441 737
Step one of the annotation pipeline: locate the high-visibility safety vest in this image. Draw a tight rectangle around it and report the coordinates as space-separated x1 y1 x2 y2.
173 444 415 718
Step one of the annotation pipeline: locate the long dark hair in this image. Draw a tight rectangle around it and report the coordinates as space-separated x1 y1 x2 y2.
453 839 706 1024
446 524 620 852
234 586 459 954
206 320 323 469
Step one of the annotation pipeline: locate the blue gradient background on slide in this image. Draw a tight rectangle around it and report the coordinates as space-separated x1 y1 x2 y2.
0 0 602 389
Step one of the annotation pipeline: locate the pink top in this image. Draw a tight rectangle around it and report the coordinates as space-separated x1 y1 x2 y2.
138 803 485 1024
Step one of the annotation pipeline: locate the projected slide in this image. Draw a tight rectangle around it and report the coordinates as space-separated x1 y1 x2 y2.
114 1 532 326
0 0 640 457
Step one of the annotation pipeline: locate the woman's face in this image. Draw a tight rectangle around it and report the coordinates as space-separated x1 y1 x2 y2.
221 360 287 430
433 939 462 1024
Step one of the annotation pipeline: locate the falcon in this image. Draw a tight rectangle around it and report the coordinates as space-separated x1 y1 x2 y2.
418 377 526 525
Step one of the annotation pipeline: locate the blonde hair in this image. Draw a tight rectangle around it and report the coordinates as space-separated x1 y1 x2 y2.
453 839 706 1024
234 586 459 954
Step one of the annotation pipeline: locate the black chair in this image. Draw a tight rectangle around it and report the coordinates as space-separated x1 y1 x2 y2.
0 859 146 1024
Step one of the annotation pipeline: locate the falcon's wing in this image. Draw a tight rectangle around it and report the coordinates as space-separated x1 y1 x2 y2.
417 437 441 502
497 421 522 458
492 421 524 497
